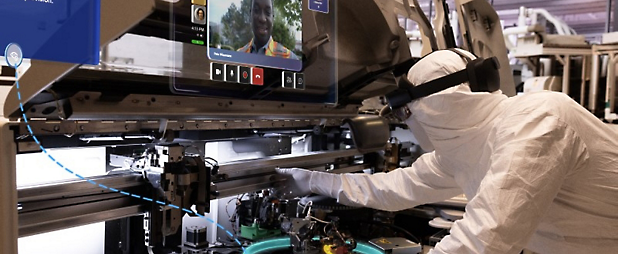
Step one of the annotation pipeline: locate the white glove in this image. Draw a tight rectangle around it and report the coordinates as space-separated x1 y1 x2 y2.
274 168 313 199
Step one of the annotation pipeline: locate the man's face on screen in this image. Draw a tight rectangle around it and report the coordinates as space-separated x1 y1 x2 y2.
251 0 274 48
197 9 204 20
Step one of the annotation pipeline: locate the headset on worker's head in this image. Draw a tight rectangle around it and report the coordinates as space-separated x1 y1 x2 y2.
384 48 502 121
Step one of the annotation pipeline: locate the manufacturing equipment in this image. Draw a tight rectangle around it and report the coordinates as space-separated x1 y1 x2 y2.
505 6 592 104
0 0 514 253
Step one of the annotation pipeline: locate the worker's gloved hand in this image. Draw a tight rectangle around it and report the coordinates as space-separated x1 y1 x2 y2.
274 168 313 199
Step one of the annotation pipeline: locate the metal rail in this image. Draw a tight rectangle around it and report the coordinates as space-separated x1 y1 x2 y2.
17 173 148 237
217 149 369 179
16 149 378 237
18 174 144 202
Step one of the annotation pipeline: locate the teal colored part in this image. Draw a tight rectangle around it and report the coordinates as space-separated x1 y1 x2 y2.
606 101 611 108
240 224 281 240
244 237 289 254
355 242 386 254
243 237 385 254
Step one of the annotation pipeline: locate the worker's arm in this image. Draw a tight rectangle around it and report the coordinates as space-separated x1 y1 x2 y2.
430 114 589 254
310 151 463 211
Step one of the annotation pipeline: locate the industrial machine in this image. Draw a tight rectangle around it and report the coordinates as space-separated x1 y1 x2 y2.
0 0 513 253
506 6 592 104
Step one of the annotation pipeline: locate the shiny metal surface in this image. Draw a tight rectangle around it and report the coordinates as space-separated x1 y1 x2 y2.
455 0 516 96
17 173 148 237
590 54 600 111
217 149 370 180
17 118 344 137
18 173 144 202
14 149 376 236
345 116 390 153
19 197 145 237
66 92 359 121
215 163 370 198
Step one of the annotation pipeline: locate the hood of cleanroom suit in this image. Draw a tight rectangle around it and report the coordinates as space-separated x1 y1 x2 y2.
308 50 618 254
403 50 506 153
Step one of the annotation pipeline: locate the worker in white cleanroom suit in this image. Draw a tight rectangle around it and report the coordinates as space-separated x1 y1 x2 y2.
276 49 618 254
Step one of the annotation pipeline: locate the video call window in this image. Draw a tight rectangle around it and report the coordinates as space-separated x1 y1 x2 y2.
207 0 302 71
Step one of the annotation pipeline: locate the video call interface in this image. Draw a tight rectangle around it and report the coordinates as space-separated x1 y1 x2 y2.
181 0 333 99
201 0 303 72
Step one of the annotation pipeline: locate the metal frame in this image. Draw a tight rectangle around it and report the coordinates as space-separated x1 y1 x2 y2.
10 147 374 240
514 44 592 103
16 174 147 237
590 44 618 120
214 148 373 198
63 92 359 121
0 120 17 254
18 174 144 202
0 0 413 251
455 0 516 96
19 193 146 238
17 118 345 138
390 0 437 56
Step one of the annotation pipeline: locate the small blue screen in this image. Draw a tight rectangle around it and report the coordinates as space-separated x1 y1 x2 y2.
0 0 101 65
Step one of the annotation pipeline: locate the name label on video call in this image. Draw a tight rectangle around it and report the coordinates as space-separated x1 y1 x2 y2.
308 0 328 13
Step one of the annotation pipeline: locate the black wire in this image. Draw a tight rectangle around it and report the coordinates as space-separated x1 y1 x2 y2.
204 157 219 165
204 160 216 168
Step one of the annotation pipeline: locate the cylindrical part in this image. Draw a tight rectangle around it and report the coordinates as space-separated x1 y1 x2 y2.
517 6 527 27
590 53 600 111
581 56 589 106
607 54 617 110
502 25 537 36
562 55 571 95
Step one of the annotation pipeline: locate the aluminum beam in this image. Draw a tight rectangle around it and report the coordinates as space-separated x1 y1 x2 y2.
215 163 370 198
15 149 378 237
19 197 145 237
17 173 148 237
216 149 369 180
65 92 359 121
18 174 144 202
0 120 17 254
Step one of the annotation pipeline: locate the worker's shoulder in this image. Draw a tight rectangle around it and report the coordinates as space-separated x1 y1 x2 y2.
526 91 574 103
273 41 291 53
497 92 575 129
499 91 598 135
271 41 298 59
508 91 576 116
237 42 251 52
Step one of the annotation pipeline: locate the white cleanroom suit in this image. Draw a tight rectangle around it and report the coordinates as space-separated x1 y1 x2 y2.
277 50 618 254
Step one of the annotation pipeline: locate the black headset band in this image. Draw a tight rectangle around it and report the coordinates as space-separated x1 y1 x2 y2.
402 68 469 100
386 49 500 110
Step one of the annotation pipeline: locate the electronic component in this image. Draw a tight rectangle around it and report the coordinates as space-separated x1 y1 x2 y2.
369 237 422 254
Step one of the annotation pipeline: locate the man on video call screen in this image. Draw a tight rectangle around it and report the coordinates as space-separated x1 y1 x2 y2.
237 0 298 60
208 0 302 70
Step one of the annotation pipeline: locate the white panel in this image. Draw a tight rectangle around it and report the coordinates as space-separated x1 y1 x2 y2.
16 147 106 187
0 85 11 117
16 147 107 253
18 223 105 254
